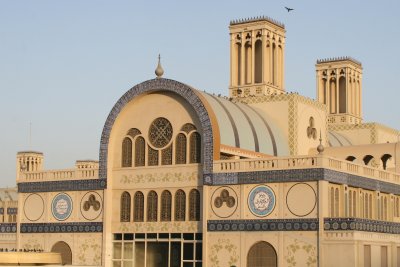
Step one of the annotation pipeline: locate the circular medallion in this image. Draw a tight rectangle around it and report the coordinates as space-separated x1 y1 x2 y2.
286 183 316 217
211 186 238 218
248 185 275 217
80 191 103 221
52 193 73 221
148 117 173 148
24 193 44 221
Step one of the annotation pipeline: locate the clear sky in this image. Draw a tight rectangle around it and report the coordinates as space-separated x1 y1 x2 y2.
1 0 399 187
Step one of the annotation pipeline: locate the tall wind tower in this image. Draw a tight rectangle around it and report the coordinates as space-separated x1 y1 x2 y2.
229 16 286 98
316 57 363 125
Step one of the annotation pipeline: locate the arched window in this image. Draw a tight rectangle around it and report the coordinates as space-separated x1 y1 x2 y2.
346 156 356 162
51 241 72 265
339 76 346 113
147 191 158 222
148 146 158 166
161 190 172 221
254 40 262 83
329 78 336 113
175 134 187 164
189 189 200 221
134 191 144 222
334 188 339 217
135 137 145 167
175 190 186 221
120 191 131 222
161 145 173 165
363 155 374 166
245 42 252 84
122 138 132 167
247 241 277 267
189 132 201 163
330 187 334 217
381 154 392 170
365 193 369 218
353 191 357 217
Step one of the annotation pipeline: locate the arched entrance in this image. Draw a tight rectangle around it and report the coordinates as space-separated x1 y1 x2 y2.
51 241 72 265
247 241 277 267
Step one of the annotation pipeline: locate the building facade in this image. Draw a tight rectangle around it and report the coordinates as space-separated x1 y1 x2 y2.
5 16 400 267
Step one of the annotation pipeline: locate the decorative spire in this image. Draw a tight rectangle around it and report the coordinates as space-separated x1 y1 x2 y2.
155 54 164 78
317 130 324 154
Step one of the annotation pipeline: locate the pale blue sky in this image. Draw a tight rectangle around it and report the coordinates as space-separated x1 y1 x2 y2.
1 0 399 187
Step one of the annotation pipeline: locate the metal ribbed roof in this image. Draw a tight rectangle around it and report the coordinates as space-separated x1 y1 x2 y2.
199 92 289 156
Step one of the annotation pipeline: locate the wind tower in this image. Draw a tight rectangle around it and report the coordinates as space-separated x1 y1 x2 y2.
16 151 44 181
316 57 363 124
229 16 286 98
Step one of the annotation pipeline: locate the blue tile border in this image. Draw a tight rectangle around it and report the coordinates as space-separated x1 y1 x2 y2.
210 168 400 195
18 179 107 193
207 219 318 232
0 223 17 233
20 222 103 233
324 218 400 234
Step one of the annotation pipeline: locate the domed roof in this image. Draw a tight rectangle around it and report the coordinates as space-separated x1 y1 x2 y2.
328 131 352 147
199 92 289 156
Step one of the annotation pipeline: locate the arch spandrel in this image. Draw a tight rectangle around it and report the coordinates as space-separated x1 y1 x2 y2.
99 78 219 184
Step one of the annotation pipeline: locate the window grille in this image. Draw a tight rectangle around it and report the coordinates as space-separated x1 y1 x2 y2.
175 190 186 221
134 191 144 222
122 138 132 167
161 190 172 221
189 132 201 163
161 144 172 165
175 134 186 164
189 189 200 221
147 191 158 222
135 137 145 167
148 145 159 166
120 192 131 222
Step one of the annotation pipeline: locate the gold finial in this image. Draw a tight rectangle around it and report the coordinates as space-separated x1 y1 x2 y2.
155 54 164 78
317 130 324 154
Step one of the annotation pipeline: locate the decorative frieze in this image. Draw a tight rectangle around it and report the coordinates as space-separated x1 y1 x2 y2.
207 219 318 232
20 222 103 233
210 168 400 195
324 218 400 234
18 179 107 193
0 223 17 233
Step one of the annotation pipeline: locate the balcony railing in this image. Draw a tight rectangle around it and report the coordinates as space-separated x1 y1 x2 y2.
214 155 400 185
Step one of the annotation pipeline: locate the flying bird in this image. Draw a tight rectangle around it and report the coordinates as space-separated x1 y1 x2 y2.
285 6 294 12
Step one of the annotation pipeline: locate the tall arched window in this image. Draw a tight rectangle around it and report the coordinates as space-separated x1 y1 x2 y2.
365 193 369 218
330 187 334 217
339 76 346 113
189 189 200 221
330 78 336 113
175 190 186 221
334 188 339 217
147 191 158 222
120 191 131 222
122 138 132 167
189 132 201 163
247 241 277 267
135 137 145 167
369 194 372 219
175 134 187 164
353 191 357 217
134 191 144 222
254 40 262 83
161 190 172 221
148 146 158 166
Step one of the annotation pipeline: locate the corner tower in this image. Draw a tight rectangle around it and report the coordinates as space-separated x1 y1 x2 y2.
229 16 286 98
316 57 363 124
